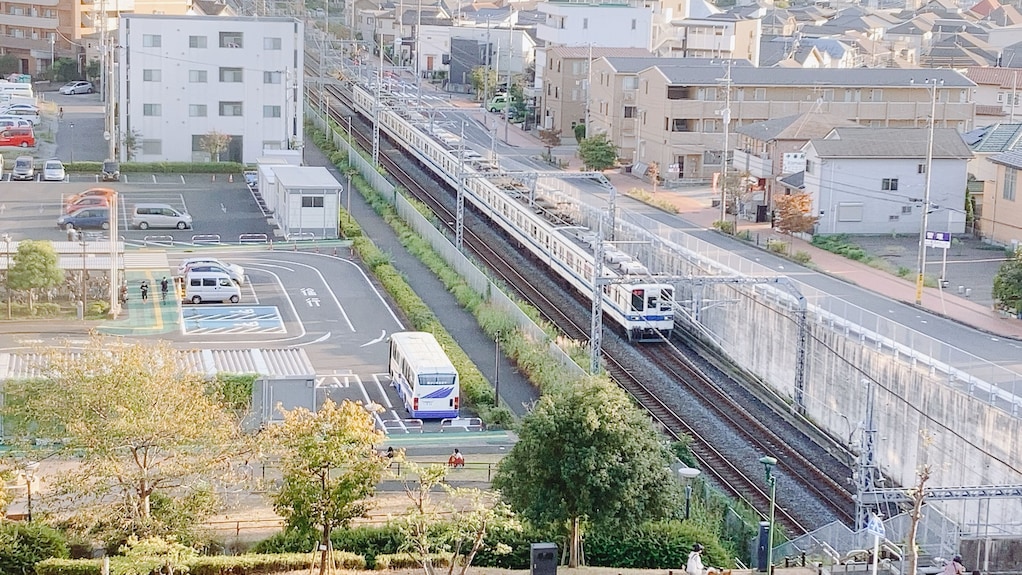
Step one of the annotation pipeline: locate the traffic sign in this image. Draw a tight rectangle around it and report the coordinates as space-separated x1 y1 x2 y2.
866 513 886 538
924 231 951 249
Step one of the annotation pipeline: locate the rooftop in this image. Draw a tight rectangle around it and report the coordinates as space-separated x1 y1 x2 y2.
964 123 1022 153
807 127 973 159
734 112 856 142
653 66 974 88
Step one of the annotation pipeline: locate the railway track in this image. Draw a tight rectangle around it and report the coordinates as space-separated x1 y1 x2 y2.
313 74 855 534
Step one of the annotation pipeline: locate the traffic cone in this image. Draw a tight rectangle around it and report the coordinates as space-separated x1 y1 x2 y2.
212 174 216 182
229 174 234 183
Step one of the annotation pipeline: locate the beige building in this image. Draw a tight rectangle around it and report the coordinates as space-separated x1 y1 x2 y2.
654 14 761 66
540 45 652 133
983 150 1022 247
587 59 976 181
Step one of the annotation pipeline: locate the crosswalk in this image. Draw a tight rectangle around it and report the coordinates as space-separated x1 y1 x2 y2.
316 371 423 434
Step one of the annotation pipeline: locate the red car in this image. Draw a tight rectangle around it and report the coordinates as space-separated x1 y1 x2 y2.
64 187 116 206
65 195 110 214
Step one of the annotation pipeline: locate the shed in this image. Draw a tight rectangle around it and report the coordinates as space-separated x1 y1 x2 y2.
270 166 342 240
256 157 289 212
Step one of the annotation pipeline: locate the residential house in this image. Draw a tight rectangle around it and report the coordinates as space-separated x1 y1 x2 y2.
587 62 975 182
655 12 762 65
984 150 1022 246
963 123 1022 242
117 14 304 163
733 112 856 209
962 66 1022 122
802 127 971 235
540 46 652 132
760 8 798 36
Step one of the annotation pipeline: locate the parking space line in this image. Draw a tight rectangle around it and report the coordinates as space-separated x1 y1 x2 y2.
371 373 394 409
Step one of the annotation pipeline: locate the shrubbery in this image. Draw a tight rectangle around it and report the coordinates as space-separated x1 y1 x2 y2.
35 551 365 575
0 522 70 575
63 161 245 174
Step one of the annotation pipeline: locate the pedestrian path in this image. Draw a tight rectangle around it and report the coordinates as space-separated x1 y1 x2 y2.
98 270 180 335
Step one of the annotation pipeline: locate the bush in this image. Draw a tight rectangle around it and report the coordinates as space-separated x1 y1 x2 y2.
712 220 735 235
586 520 728 569
251 528 317 554
331 525 403 568
35 552 365 575
64 161 245 174
766 239 788 255
373 552 450 570
34 558 100 575
792 251 812 264
0 522 69 575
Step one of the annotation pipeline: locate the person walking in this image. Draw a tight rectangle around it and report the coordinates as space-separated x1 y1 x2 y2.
58 107 63 120
139 281 149 302
160 277 169 302
686 543 705 575
941 555 966 575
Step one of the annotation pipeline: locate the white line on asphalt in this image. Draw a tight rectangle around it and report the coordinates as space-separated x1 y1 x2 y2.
372 372 393 408
253 258 355 332
360 330 387 347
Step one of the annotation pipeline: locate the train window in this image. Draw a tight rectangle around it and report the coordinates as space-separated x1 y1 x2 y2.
661 289 673 311
631 289 644 311
647 295 657 310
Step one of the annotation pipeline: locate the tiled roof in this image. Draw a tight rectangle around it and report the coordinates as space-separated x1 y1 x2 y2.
603 56 749 73
967 0 1001 18
966 123 1022 152
963 66 1022 88
976 104 1008 116
808 127 973 159
656 65 975 87
734 113 855 141
547 46 653 59
989 148 1022 168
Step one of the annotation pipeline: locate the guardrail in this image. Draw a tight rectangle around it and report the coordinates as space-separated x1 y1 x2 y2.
285 232 317 242
143 235 174 247
238 233 269 244
191 234 221 245
439 417 483 432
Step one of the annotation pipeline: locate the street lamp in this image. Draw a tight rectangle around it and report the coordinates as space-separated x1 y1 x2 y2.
913 78 943 305
678 467 700 520
2 233 10 319
760 456 778 574
494 331 500 409
25 461 39 522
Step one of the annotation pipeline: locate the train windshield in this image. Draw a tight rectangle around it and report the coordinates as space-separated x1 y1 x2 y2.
631 289 645 311
660 289 673 311
418 375 456 386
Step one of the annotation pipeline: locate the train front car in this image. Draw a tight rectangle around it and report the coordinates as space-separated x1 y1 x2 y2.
623 283 675 342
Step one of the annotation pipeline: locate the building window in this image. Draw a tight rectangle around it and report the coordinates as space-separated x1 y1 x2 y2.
141 139 162 154
264 71 282 84
219 67 243 82
623 77 638 90
188 35 207 48
997 92 1005 103
301 196 325 208
219 101 243 116
219 32 243 48
142 69 161 82
142 34 161 47
666 86 692 100
143 103 161 116
671 118 691 132
837 203 864 222
583 17 588 29
918 163 926 174
882 178 898 191
624 106 637 118
264 36 282 50
1005 167 1017 201
189 70 207 83
189 104 207 117
901 205 912 214
263 105 281 118
805 160 813 174
631 18 637 30
263 140 282 150
754 88 766 100
888 215 900 222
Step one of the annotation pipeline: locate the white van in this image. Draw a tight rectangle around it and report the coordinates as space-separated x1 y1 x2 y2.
0 84 33 98
183 271 240 304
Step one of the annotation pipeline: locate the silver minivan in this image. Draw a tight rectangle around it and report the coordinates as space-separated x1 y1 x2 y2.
131 203 193 230
183 271 241 304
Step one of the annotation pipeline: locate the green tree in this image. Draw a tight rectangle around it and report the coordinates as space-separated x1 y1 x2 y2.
85 59 100 83
573 122 586 144
578 133 619 172
993 248 1022 313
0 54 19 75
469 66 498 101
7 240 64 313
538 128 562 161
199 130 231 162
122 128 143 161
2 338 243 540
0 522 69 575
264 399 388 575
493 377 680 567
50 58 80 83
396 460 520 575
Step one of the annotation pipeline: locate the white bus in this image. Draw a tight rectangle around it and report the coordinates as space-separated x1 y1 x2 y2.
389 332 459 419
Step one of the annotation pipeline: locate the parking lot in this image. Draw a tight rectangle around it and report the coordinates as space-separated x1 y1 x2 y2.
0 173 275 245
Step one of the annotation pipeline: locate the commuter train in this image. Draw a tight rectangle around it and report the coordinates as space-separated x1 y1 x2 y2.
389 331 460 418
349 85 674 342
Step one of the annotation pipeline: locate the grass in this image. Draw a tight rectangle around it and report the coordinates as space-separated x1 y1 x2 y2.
624 188 680 214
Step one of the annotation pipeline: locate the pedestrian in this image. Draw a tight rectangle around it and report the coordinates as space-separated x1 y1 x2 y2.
386 446 395 459
448 448 464 468
686 543 705 575
58 107 63 120
160 276 169 302
941 555 966 575
140 281 149 301
119 284 128 305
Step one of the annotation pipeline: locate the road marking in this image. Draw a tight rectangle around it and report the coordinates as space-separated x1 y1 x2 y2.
249 258 355 332
361 330 387 347
372 373 393 408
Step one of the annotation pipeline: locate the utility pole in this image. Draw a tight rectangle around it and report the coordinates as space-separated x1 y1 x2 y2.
416 0 422 108
504 14 512 143
718 59 733 225
484 17 491 103
589 216 604 374
915 78 942 305
584 42 592 138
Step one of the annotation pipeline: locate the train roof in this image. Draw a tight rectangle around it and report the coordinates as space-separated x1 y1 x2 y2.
390 332 457 374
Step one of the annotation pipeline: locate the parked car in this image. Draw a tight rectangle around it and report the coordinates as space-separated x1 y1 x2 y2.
0 127 34 148
176 258 245 286
42 159 65 181
244 170 258 188
0 117 32 129
0 108 39 125
11 155 33 180
101 160 120 182
57 207 110 230
1 104 38 114
182 270 241 304
59 81 94 95
486 93 517 112
65 195 110 214
65 187 116 206
131 203 192 230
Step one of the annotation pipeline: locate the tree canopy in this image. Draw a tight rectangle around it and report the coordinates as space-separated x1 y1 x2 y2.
578 133 619 172
199 131 231 162
263 399 388 575
993 248 1022 313
8 240 65 312
773 193 819 243
2 338 243 540
493 377 679 566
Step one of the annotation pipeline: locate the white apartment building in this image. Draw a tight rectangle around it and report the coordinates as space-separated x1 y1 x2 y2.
118 14 304 163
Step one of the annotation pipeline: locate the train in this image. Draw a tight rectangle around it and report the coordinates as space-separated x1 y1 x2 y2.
348 84 675 342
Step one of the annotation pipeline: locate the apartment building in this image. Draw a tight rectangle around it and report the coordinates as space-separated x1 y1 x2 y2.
587 60 975 181
655 13 761 65
541 46 653 132
118 14 303 163
0 0 77 74
985 150 1022 247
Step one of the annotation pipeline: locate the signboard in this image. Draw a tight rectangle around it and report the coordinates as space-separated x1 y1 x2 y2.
925 231 952 249
782 152 806 174
667 163 680 174
866 513 886 538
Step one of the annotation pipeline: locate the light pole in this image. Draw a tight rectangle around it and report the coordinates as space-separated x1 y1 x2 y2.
25 461 38 522
678 467 700 520
760 456 778 574
2 233 10 319
914 78 942 305
69 122 75 164
718 59 733 226
494 331 500 408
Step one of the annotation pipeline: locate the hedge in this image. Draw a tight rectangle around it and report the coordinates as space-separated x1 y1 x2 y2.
373 552 451 570
34 551 365 575
62 161 245 174
0 522 70 575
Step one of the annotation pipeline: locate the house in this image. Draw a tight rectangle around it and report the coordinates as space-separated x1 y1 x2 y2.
983 150 1022 246
802 127 972 235
733 112 856 210
117 14 304 163
963 66 1022 124
963 123 1022 243
587 61 976 182
655 12 763 65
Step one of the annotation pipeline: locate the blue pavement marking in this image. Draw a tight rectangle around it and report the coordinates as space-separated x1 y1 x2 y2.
181 305 286 335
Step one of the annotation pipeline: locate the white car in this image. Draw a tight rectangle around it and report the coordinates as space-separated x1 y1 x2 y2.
176 258 245 286
1 104 38 114
42 159 65 181
59 81 94 95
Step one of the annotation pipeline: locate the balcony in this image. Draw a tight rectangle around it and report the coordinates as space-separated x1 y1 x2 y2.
1 14 58 28
733 149 772 179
